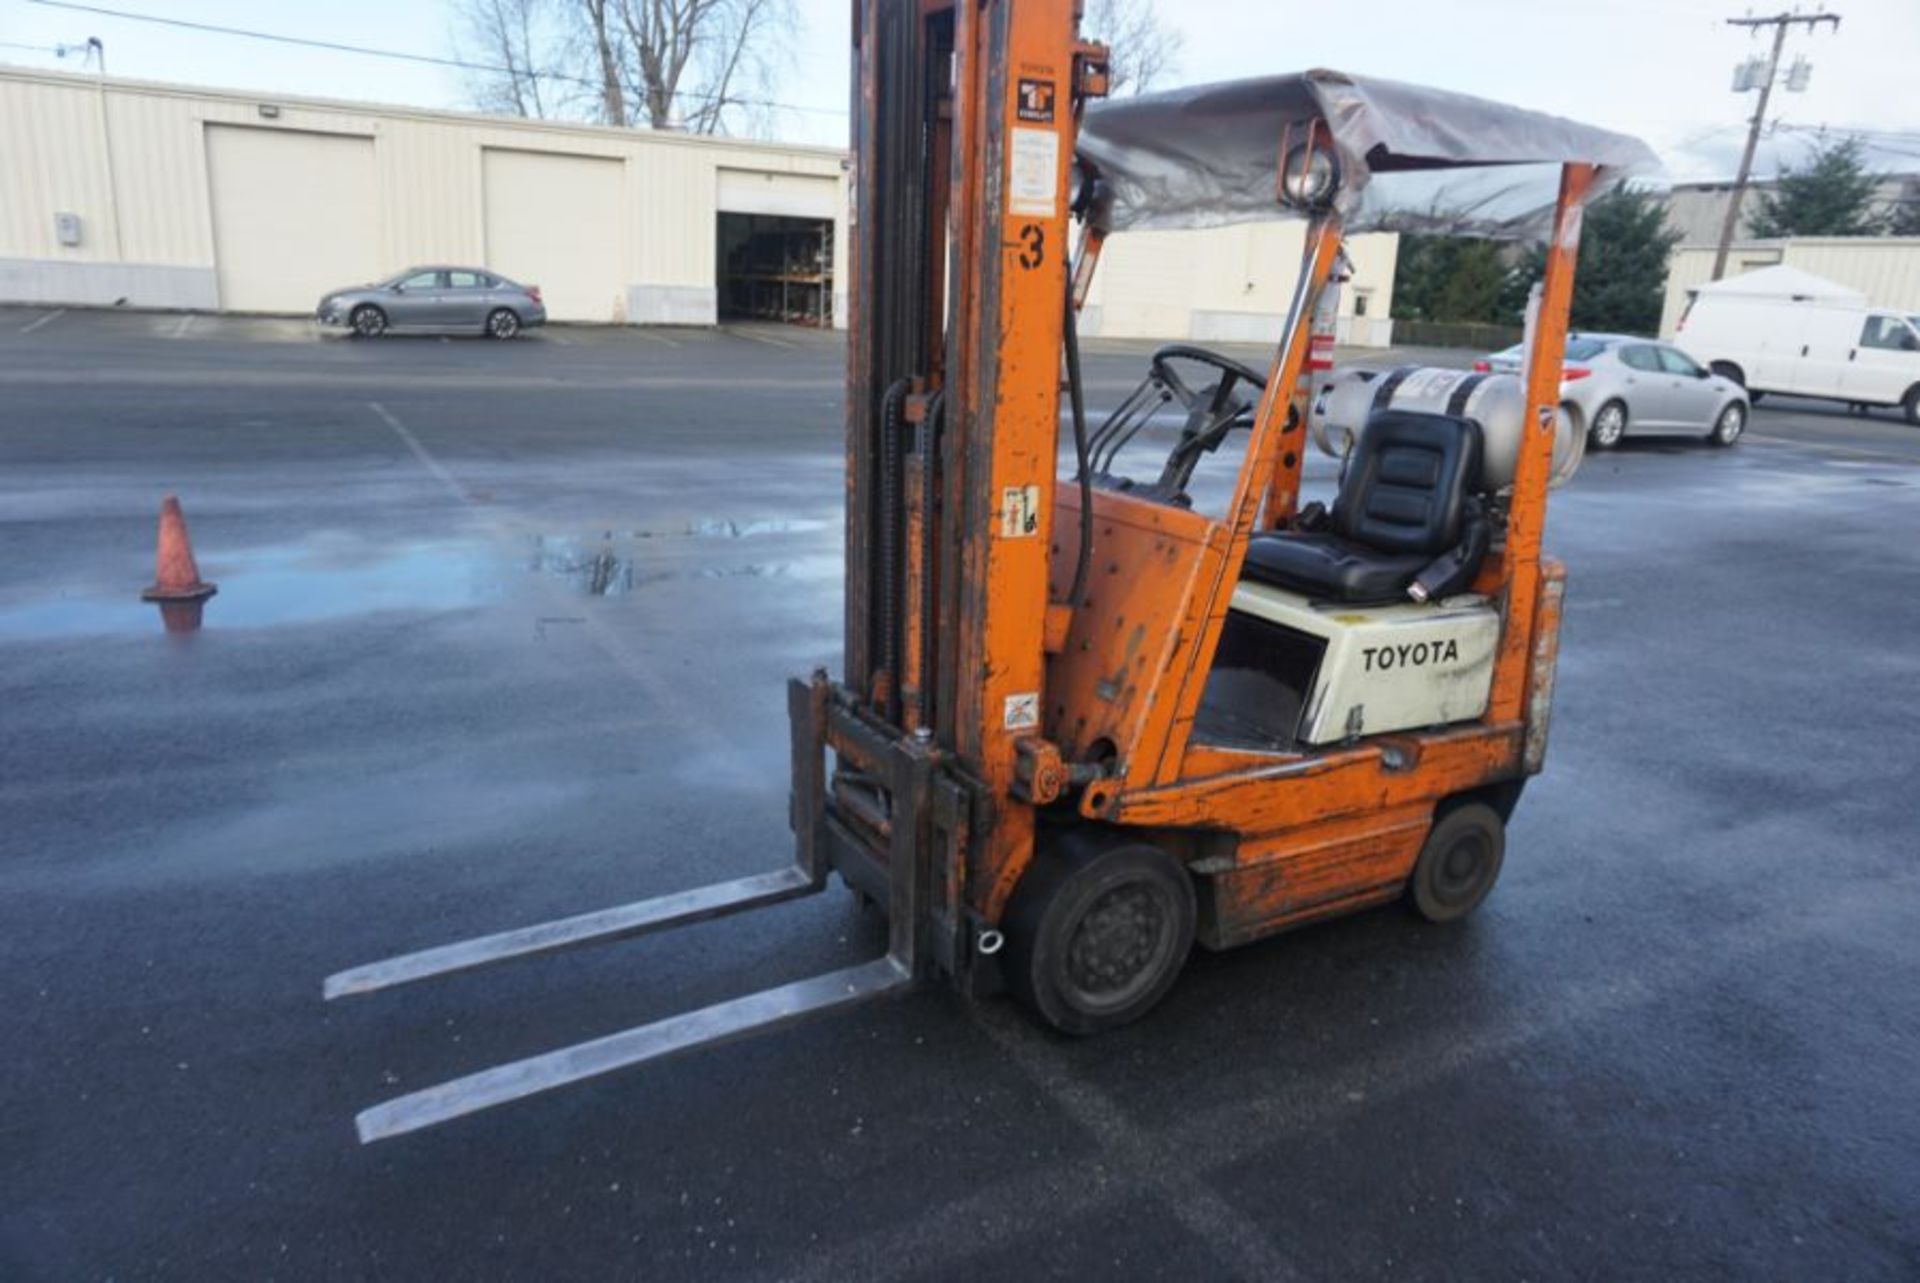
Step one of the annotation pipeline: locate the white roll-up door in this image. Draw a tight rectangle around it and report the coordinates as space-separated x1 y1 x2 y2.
483 149 625 322
717 169 839 220
205 125 379 313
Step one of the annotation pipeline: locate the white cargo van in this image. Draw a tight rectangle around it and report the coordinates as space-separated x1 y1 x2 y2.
1674 265 1920 424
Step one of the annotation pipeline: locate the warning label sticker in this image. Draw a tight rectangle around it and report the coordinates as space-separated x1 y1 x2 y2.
1000 484 1041 538
1008 127 1060 218
1004 692 1040 731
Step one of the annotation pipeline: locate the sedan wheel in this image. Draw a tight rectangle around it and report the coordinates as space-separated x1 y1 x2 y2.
1589 400 1627 450
1709 402 1746 447
349 305 387 338
486 308 521 340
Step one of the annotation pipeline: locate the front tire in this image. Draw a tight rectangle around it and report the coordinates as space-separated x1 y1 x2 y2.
349 304 387 338
1709 401 1746 447
1905 386 1920 426
486 308 522 340
1003 836 1195 1036
1589 399 1627 450
1408 802 1506 924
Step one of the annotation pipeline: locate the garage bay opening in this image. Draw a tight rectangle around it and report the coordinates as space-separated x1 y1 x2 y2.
716 213 835 327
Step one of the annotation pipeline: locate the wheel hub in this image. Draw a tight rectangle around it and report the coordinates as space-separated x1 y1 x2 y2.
1433 833 1488 904
1066 885 1167 996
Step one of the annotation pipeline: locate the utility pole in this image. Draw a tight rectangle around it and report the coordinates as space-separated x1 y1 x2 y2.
1711 9 1842 281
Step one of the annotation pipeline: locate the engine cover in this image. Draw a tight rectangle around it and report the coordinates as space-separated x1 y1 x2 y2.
1227 581 1499 745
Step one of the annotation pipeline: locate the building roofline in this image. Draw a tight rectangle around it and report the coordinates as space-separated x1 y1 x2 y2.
0 62 849 160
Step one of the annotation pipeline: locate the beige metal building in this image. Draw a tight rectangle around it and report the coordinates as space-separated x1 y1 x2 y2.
1660 236 1920 335
0 64 1397 343
0 66 849 325
1081 224 1398 347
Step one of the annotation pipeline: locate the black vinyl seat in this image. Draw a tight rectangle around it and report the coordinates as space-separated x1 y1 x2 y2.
1243 410 1488 605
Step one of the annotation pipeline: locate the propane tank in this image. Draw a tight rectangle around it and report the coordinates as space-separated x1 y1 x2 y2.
1307 365 1585 491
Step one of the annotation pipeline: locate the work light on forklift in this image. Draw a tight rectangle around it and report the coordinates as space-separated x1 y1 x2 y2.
1279 138 1339 209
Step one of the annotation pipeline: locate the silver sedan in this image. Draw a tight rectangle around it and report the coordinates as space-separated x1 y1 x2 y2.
1478 333 1750 448
317 267 547 339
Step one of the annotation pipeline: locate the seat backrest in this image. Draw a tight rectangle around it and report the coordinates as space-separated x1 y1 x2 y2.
1331 410 1484 555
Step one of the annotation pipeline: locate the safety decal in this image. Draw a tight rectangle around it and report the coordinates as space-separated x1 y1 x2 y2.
1008 127 1060 217
1004 692 1040 731
999 484 1041 538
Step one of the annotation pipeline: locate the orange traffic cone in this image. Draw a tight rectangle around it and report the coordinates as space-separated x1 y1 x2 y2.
141 495 218 603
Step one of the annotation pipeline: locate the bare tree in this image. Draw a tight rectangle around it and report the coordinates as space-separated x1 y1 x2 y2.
578 0 627 126
1082 0 1181 96
454 0 556 118
613 0 796 133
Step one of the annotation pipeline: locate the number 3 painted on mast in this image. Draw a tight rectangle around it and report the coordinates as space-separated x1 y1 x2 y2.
1017 223 1046 270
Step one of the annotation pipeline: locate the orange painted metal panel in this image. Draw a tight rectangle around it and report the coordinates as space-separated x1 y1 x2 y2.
1108 723 1523 833
1195 804 1431 948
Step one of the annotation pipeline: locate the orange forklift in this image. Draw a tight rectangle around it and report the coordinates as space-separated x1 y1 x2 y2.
326 1 1656 1141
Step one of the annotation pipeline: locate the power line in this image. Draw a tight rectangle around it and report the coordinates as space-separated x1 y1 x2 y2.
1710 9 1842 280
22 0 848 118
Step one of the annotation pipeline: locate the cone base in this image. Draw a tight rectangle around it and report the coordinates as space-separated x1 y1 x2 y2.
141 582 218 603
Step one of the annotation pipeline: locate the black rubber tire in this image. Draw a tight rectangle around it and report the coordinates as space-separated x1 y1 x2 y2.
1003 837 1195 1036
1588 399 1627 450
1708 400 1746 447
1709 360 1745 388
486 307 521 340
1750 390 1765 405
1408 802 1506 924
1904 386 1920 427
349 304 387 338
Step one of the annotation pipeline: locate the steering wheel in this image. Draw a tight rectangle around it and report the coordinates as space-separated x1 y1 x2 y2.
1150 344 1268 420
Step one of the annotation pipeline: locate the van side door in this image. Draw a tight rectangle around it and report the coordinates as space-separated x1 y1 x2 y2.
1849 315 1920 405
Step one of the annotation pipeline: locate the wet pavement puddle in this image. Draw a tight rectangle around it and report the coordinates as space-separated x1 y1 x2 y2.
0 522 838 640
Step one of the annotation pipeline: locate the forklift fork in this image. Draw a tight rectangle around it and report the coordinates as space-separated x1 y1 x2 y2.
326 675 937 1144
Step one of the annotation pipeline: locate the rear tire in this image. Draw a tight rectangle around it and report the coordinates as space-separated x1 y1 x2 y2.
486 308 521 340
1003 836 1195 1036
1708 401 1746 447
1589 399 1627 450
1408 802 1506 924
349 304 387 338
1904 386 1920 426
1709 360 1745 387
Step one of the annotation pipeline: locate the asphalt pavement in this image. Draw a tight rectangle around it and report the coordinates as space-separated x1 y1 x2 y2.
1 307 1916 1281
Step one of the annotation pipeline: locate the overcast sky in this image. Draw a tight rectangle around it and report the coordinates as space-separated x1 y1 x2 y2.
4 0 1916 182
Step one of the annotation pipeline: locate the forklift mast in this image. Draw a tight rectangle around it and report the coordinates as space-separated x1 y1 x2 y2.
842 0 1084 919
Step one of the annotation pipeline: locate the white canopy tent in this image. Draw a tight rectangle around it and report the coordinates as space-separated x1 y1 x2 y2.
1689 265 1867 307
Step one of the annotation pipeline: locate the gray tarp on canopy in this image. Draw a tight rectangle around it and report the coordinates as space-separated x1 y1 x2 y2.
1075 69 1660 239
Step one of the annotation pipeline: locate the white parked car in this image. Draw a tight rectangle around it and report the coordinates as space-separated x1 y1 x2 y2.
1672 265 1920 424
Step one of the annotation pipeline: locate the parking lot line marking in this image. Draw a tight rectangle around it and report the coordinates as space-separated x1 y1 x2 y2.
725 326 799 350
18 309 64 335
170 313 196 339
369 401 470 502
968 1004 1308 1282
366 400 760 785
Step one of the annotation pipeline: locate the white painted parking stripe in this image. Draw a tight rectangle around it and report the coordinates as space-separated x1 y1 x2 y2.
18 309 64 335
170 313 196 339
725 326 798 350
